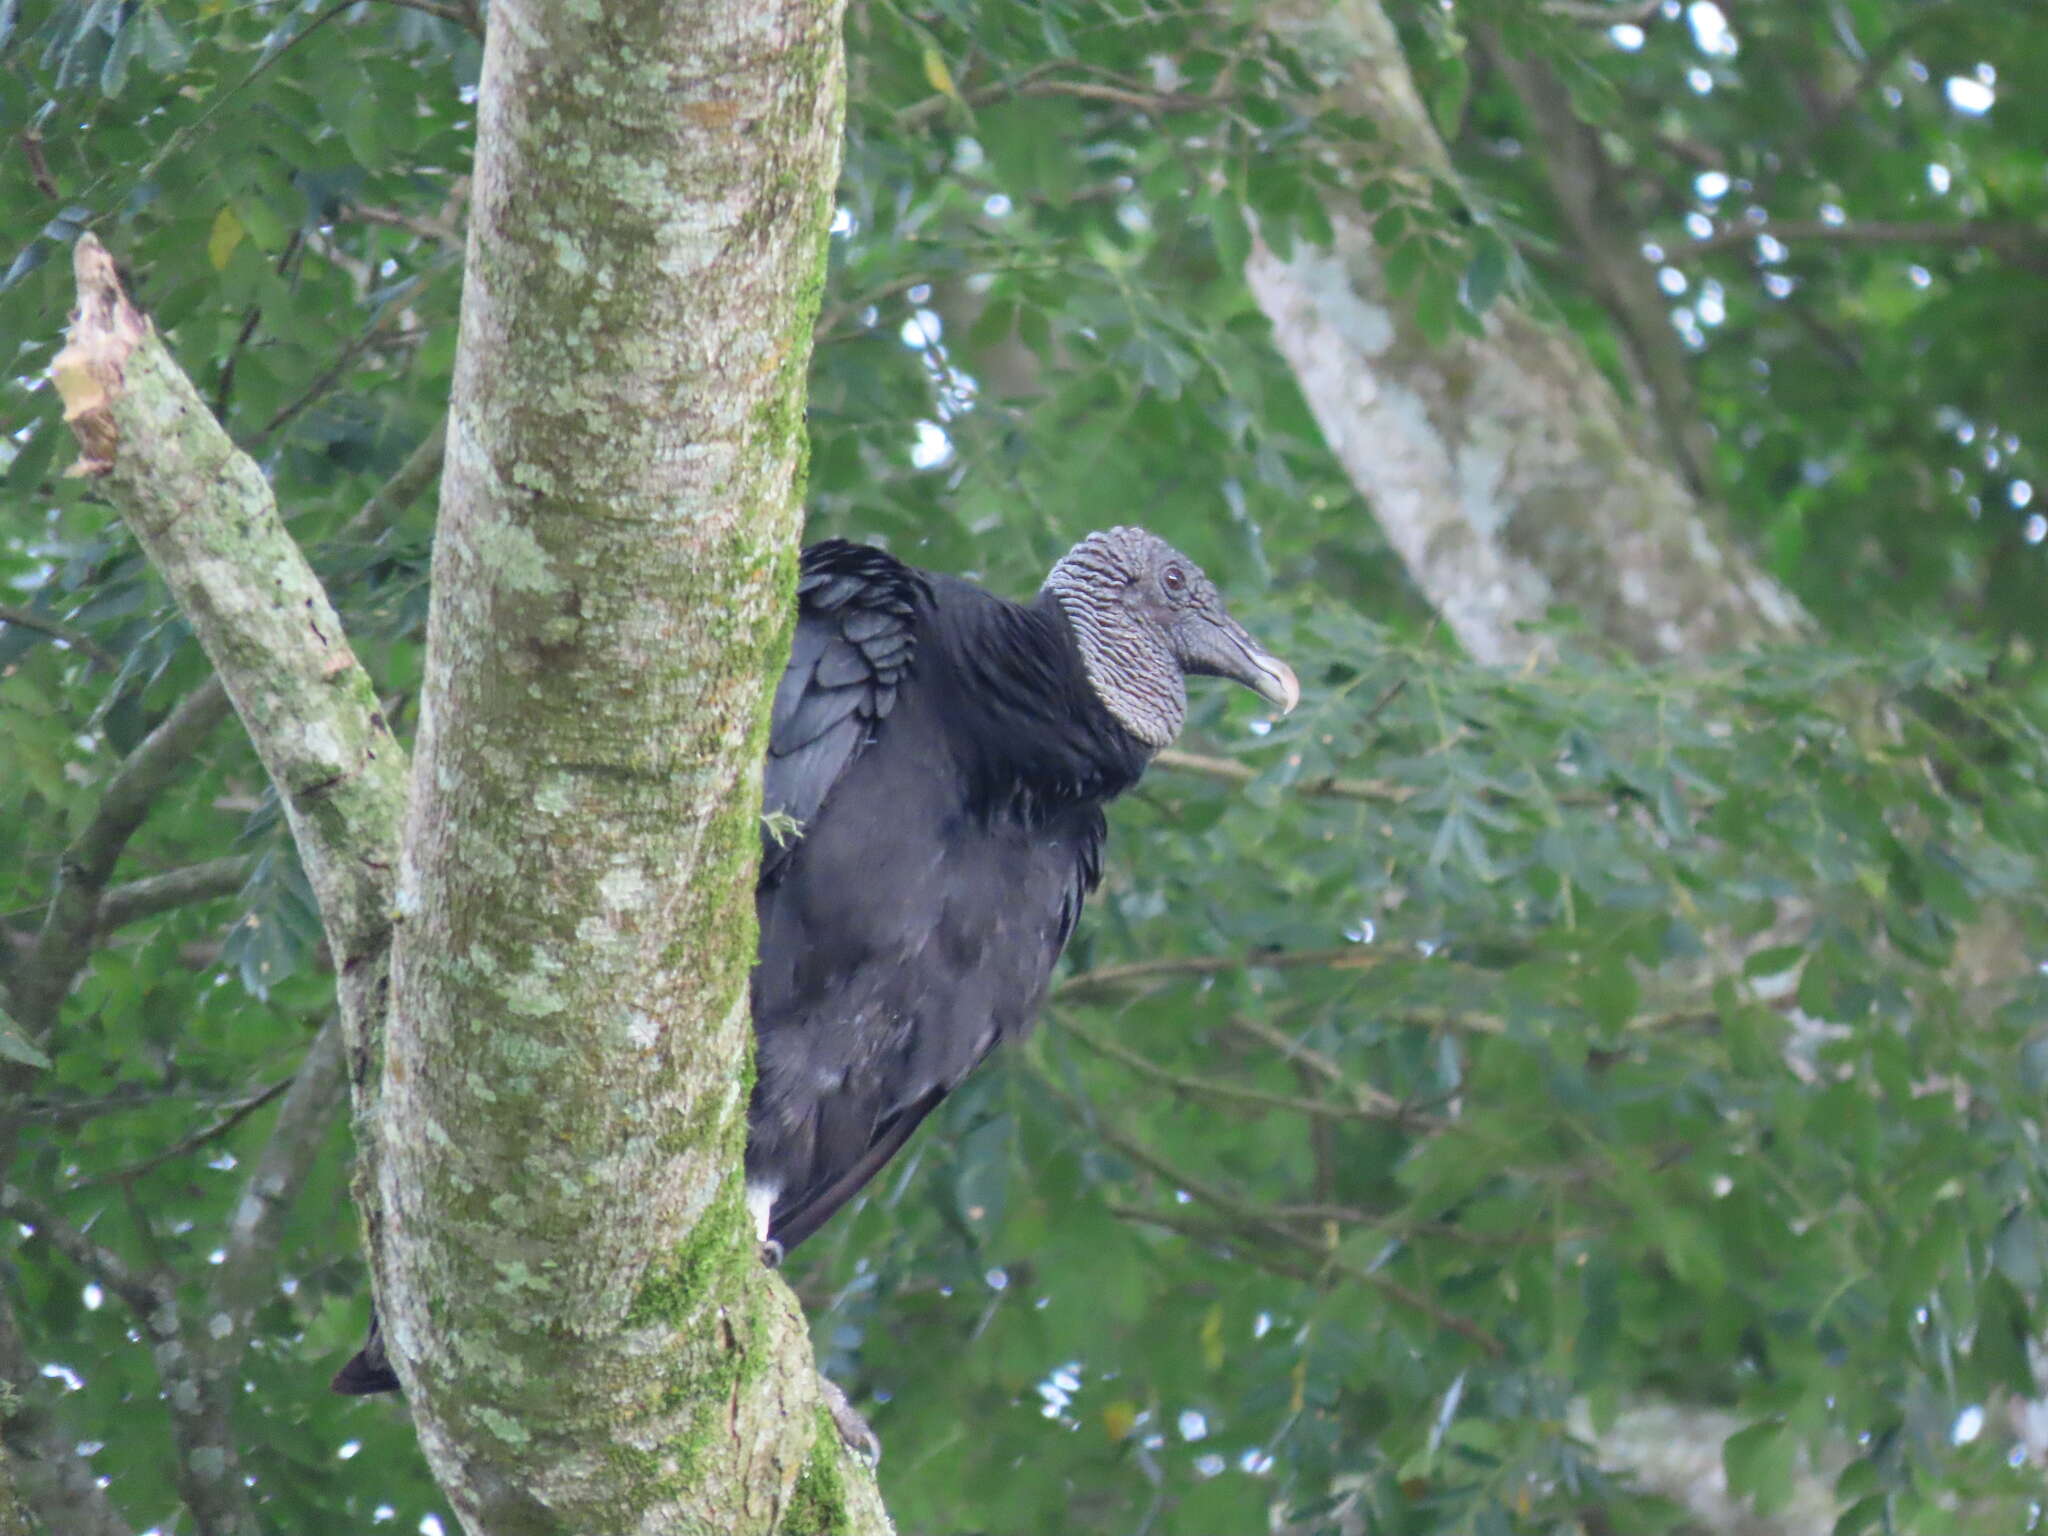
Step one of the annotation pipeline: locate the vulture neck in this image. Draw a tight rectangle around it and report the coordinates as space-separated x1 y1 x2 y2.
929 579 1155 821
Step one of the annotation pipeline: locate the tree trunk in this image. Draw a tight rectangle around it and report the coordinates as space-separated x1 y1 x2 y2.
375 0 882 1530
53 0 889 1528
1250 0 1808 667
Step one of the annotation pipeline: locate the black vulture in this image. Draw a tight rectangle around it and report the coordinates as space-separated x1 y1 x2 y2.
333 526 1295 1395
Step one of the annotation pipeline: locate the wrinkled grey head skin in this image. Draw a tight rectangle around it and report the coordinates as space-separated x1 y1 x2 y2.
1044 526 1299 749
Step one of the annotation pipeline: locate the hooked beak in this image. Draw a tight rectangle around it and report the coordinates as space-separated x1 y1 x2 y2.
1184 617 1300 715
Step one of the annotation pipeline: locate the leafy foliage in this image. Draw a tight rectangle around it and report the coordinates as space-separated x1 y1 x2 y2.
2 0 2044 1532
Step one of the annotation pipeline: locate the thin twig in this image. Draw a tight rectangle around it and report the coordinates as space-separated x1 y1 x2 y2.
1227 1011 1395 1097
255 272 434 441
1060 1012 1428 1126
11 1084 286 1126
338 418 447 540
1016 78 1203 112
0 606 118 670
1055 945 1385 1000
895 64 1214 130
1775 6 1957 176
0 1187 161 1315
1687 218 2043 258
343 202 465 247
214 229 304 418
200 1019 347 1372
1050 1075 1503 1356
18 130 58 200
1543 0 1661 21
374 0 483 35
81 1073 295 1186
8 680 233 1040
1154 747 1412 804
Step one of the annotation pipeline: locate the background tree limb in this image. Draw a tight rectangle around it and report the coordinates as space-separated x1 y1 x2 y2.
1247 0 1809 665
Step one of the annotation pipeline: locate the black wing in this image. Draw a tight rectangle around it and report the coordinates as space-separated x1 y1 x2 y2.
760 541 929 885
763 1082 952 1253
751 548 1109 1255
764 809 1102 1254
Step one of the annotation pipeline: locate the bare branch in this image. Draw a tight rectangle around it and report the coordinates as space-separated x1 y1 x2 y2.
0 1186 160 1316
0 605 117 670
337 416 447 541
1687 218 2044 257
96 855 254 933
1059 1012 1430 1126
356 0 891 1517
52 232 408 1100
200 1018 347 1370
1154 746 1412 804
1045 1074 1504 1356
47 257 410 1531
0 1294 130 1536
1543 0 1661 21
82 1072 296 1186
1480 28 1717 497
7 679 233 1038
373 0 482 37
1055 945 1386 1001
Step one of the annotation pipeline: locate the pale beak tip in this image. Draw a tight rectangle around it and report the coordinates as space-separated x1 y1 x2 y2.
1261 658 1301 716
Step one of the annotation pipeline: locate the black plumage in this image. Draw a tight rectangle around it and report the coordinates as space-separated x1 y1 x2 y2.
750 543 1144 1250
750 531 1294 1251
334 528 1294 1394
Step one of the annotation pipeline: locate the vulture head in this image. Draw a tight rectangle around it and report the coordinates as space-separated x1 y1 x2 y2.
1044 526 1300 749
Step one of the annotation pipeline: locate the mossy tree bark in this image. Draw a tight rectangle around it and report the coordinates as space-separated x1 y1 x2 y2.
53 0 888 1529
1251 0 1809 667
377 0 881 1530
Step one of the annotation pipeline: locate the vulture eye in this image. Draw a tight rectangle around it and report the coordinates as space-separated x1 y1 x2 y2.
1161 564 1187 598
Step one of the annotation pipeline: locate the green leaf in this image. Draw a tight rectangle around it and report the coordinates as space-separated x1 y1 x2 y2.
1383 237 1425 297
99 3 142 97
1992 1210 2047 1290
208 205 244 271
1038 8 1074 58
0 1009 51 1071
1207 196 1250 272
1723 1418 1796 1514
1462 231 1508 315
1580 952 1639 1031
1743 943 1804 979
1973 1272 2036 1397
1429 53 1470 140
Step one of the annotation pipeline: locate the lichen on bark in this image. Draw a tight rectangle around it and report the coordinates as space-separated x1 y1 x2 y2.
374 0 879 1530
1250 0 1809 667
50 234 407 1146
